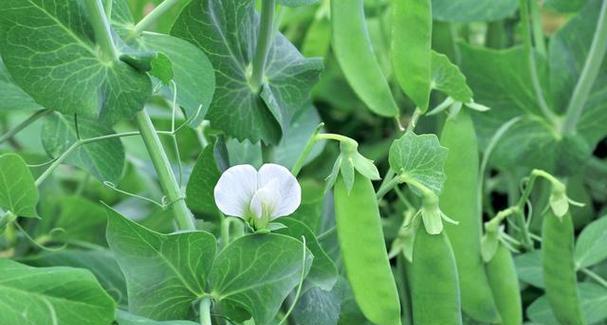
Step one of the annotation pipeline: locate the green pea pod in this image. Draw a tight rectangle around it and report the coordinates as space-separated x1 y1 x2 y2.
331 0 399 117
334 173 401 325
411 226 462 325
485 243 523 325
542 210 586 325
391 0 432 112
440 110 501 323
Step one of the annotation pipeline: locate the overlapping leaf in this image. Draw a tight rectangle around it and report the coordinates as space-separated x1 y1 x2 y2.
0 153 38 218
172 0 323 143
0 0 151 125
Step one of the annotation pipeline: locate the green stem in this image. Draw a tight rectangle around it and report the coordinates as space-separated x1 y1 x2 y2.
220 213 230 248
135 110 196 231
133 0 185 34
250 0 276 91
530 0 546 56
291 123 324 176
84 0 118 61
562 0 607 135
199 297 212 325
519 0 558 124
0 110 51 145
581 267 607 289
314 133 358 148
376 171 399 200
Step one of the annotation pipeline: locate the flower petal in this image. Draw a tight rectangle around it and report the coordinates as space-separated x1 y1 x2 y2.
249 179 280 219
258 163 301 219
214 164 258 218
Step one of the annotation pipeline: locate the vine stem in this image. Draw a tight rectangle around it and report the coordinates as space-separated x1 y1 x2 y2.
562 0 607 135
250 0 276 91
133 0 185 34
0 110 51 145
519 0 558 125
199 297 212 325
85 0 196 231
135 111 196 230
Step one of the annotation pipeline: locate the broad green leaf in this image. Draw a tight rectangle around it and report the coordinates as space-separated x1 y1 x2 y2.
527 282 607 324
514 250 544 288
172 0 323 143
139 32 216 126
23 248 127 305
0 153 38 218
545 0 587 12
0 0 152 125
432 0 519 22
289 180 325 233
116 310 198 325
332 0 399 117
391 0 432 111
0 259 115 325
430 51 473 103
226 138 263 168
389 132 448 195
292 286 342 325
575 216 607 269
37 197 108 246
0 60 41 112
209 234 312 325
106 208 216 320
186 144 221 216
42 113 125 183
549 0 607 147
278 217 338 290
272 105 325 169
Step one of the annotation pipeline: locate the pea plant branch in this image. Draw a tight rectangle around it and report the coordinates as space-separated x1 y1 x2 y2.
562 0 607 135
133 0 187 34
250 0 277 91
85 0 195 230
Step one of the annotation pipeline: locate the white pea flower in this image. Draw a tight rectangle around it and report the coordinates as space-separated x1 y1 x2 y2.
214 163 301 230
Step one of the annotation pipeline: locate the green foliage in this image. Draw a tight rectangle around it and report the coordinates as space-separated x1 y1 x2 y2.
0 153 38 218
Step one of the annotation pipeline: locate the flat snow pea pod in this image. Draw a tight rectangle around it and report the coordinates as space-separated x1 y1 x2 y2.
440 110 501 323
485 243 523 325
334 173 401 325
391 0 432 112
542 210 586 325
331 0 399 117
411 225 462 325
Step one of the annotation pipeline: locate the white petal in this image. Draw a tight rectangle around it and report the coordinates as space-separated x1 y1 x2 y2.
214 164 258 218
258 164 301 219
249 180 280 219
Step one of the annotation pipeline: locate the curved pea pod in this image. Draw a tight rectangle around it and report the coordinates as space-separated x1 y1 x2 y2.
411 225 462 325
331 0 399 118
485 243 523 325
542 210 586 325
440 110 501 323
334 173 401 325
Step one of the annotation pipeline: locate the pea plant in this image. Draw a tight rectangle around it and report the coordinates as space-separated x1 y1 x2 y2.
0 0 606 324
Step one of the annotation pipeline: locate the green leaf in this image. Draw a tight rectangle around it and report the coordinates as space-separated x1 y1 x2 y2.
116 310 198 325
527 282 607 324
42 113 125 183
0 60 42 112
432 0 518 22
278 0 319 7
292 285 343 325
545 0 587 13
0 153 38 218
0 259 115 325
277 218 338 290
0 0 152 125
391 0 432 111
186 144 221 216
139 32 216 125
226 138 263 168
172 0 323 143
430 51 473 103
23 248 127 305
106 208 216 320
514 250 544 288
549 0 607 147
575 216 607 269
389 132 449 195
209 233 312 325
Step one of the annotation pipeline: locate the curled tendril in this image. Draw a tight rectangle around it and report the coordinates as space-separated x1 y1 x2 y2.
13 222 67 252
